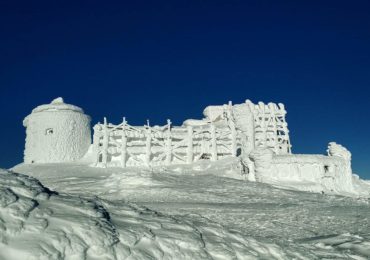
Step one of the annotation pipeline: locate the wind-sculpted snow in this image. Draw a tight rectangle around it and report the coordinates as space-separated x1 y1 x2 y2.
299 233 370 259
12 162 370 259
0 170 121 259
0 169 304 260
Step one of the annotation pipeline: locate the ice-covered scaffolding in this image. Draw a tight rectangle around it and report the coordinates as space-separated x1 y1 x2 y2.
249 100 291 154
92 100 291 167
93 118 238 167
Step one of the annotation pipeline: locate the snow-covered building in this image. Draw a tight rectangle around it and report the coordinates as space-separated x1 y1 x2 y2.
91 100 291 167
23 97 91 163
23 97 354 194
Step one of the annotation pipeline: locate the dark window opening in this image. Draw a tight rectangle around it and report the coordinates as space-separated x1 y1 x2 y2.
45 128 54 135
200 153 210 160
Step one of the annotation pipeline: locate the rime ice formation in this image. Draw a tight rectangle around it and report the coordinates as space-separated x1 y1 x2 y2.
231 101 255 155
249 146 274 182
328 141 352 161
92 100 291 168
23 98 359 195
23 98 91 163
90 99 358 194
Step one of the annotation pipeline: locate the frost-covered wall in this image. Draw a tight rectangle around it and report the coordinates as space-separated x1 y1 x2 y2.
249 143 354 193
23 98 91 163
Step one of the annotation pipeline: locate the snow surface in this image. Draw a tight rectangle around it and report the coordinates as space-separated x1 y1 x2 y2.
1 168 312 260
9 160 370 259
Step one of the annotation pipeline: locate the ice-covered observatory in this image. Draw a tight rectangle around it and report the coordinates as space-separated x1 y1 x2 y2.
23 97 91 163
23 98 355 193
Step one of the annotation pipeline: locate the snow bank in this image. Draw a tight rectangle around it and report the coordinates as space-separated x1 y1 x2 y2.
300 233 370 259
0 169 121 260
10 163 370 258
0 169 296 260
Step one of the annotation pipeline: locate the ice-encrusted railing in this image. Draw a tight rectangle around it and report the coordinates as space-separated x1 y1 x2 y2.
247 100 291 154
92 117 239 167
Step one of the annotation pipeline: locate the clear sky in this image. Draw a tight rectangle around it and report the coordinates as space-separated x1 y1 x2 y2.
0 1 369 178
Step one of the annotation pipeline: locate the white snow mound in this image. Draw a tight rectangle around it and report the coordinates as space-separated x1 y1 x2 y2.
0 169 297 260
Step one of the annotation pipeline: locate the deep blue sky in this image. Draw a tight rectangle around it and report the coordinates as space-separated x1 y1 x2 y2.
0 1 369 178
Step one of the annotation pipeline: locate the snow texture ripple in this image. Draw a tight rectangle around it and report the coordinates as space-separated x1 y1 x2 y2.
0 169 313 260
11 161 370 259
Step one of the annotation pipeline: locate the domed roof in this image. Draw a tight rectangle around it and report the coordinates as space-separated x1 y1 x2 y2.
23 98 86 127
31 97 84 114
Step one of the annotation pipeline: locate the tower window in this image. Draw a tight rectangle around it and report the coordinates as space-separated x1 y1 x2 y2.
45 128 54 135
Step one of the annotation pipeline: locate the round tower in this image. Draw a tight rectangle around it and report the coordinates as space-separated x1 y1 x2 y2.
23 97 91 163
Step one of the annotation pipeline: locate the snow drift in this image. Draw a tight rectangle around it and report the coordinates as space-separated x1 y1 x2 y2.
0 169 301 260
